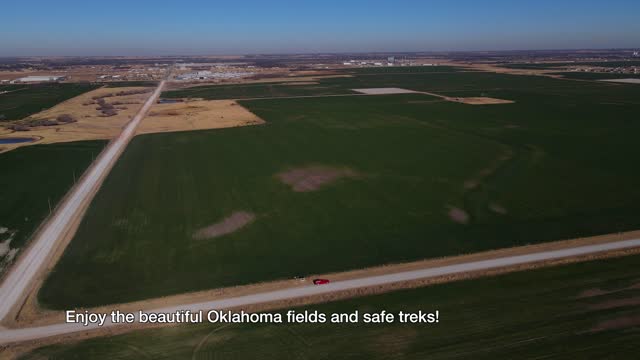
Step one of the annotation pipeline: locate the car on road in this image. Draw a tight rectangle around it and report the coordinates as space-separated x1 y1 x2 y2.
313 278 330 285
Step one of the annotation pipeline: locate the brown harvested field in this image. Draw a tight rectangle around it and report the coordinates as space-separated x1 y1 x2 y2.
192 211 256 240
137 100 264 134
448 97 515 105
276 165 359 192
0 87 151 152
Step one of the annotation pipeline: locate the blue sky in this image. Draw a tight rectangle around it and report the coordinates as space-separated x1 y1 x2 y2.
1 0 639 56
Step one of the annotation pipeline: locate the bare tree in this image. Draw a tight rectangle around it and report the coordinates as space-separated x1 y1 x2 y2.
56 114 76 123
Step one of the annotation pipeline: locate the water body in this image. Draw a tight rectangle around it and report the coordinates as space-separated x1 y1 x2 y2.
157 99 182 104
0 137 35 144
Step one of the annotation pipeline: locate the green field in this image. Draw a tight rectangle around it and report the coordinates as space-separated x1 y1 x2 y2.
342 65 463 74
0 83 98 121
24 253 640 359
555 72 640 80
161 66 464 100
501 60 640 70
163 70 609 101
0 141 107 274
162 81 356 100
39 70 640 309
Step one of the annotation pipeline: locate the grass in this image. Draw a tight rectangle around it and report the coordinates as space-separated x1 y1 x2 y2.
38 70 640 309
0 83 99 121
22 253 640 359
0 141 107 274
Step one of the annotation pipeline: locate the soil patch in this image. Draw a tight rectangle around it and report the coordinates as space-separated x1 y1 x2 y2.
448 97 514 105
447 206 470 224
599 78 640 85
277 165 359 192
588 297 640 311
192 211 256 240
352 88 417 95
590 315 640 332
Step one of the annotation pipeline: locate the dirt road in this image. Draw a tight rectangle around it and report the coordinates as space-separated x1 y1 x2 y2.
1 237 638 345
0 80 166 323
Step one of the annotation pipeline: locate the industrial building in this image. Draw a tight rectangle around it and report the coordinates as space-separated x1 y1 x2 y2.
13 75 66 83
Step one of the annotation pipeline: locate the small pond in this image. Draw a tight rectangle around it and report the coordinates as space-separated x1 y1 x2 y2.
0 137 36 144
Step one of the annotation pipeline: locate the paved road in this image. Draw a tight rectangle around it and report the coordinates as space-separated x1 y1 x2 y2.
1 237 639 345
0 80 166 323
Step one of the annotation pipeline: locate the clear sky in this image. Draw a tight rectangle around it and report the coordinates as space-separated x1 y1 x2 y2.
1 0 639 56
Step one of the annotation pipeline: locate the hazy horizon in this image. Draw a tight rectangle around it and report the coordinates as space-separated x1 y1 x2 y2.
2 0 639 57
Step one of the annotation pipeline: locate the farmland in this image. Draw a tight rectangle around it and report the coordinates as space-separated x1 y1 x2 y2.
38 69 640 309
500 60 640 70
23 253 640 359
0 141 107 274
162 81 356 100
0 83 98 121
555 72 640 80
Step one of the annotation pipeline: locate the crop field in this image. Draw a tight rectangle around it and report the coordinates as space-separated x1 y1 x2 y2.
162 81 356 100
163 70 605 101
501 60 640 70
0 83 98 121
555 72 640 80
39 70 640 308
342 65 464 74
0 141 107 274
23 253 640 359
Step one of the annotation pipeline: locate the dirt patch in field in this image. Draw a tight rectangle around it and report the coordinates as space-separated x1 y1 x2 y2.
489 203 508 215
0 86 150 153
590 315 640 332
447 206 470 224
599 78 640 85
448 97 514 105
137 100 264 135
576 282 640 299
192 211 256 240
353 87 417 95
277 165 359 192
588 297 640 311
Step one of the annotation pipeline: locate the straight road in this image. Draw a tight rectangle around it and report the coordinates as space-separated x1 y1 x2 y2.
0 80 166 323
1 237 639 345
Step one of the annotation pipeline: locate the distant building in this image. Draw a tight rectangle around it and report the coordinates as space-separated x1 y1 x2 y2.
633 51 639 57
387 56 395 63
14 75 66 83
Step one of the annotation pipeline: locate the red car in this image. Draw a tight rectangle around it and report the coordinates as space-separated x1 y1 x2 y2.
313 278 330 285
